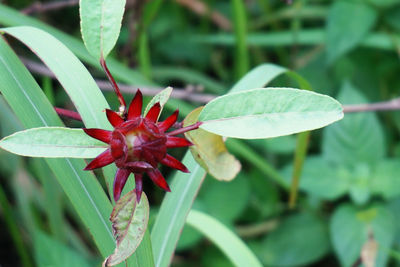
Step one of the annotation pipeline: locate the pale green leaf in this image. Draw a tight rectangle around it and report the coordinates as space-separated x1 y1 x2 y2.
230 64 286 93
330 204 395 267
105 191 149 266
0 127 106 158
80 0 126 60
230 63 311 93
144 86 173 118
199 88 343 139
186 209 263 267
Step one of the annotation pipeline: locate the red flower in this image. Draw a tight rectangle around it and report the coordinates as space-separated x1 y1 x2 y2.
83 89 200 202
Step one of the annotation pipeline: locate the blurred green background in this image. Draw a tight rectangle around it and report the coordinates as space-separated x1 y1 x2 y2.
1 0 400 266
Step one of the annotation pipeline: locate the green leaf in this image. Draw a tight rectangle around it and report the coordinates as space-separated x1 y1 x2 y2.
151 153 206 267
367 0 400 8
322 83 385 165
186 209 263 267
260 212 330 266
0 36 115 258
144 86 173 118
184 107 241 181
0 4 152 87
105 191 149 266
348 163 372 205
80 0 126 60
230 63 311 93
0 127 106 158
326 0 377 62
0 28 153 266
371 159 400 199
330 204 395 267
1 26 111 129
199 88 343 139
198 173 250 223
282 157 349 200
34 230 92 267
230 64 286 93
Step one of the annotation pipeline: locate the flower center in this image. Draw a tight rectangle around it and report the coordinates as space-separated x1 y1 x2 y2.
111 117 167 169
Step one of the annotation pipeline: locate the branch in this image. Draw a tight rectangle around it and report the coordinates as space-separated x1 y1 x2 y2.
22 58 216 104
342 98 400 113
22 0 79 15
21 57 400 113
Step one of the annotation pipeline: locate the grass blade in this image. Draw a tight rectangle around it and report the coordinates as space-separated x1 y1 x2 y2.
0 26 154 266
151 153 206 267
0 37 115 257
231 0 249 78
187 210 263 267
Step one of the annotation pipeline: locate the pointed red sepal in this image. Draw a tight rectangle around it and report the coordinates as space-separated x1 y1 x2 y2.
134 173 143 202
127 90 143 120
113 168 130 202
147 169 171 192
106 109 124 127
83 128 112 144
161 154 189 173
84 149 114 170
166 136 192 148
145 102 161 123
158 109 179 132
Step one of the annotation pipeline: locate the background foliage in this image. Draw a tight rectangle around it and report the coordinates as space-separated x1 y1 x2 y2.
0 0 399 266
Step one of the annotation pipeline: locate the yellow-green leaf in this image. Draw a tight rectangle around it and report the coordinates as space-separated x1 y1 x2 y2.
184 107 241 181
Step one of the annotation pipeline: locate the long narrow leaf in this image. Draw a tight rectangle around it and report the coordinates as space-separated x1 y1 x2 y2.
0 26 154 266
151 153 206 267
187 210 263 267
0 36 114 257
0 4 153 86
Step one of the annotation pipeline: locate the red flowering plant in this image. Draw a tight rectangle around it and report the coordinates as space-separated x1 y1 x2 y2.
0 2 344 266
83 87 201 203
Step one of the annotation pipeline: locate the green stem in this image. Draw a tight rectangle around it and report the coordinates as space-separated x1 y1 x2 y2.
231 0 249 79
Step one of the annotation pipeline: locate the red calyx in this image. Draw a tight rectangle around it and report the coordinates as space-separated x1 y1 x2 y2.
83 89 200 203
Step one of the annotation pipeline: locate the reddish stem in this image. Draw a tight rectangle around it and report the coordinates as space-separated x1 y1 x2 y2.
55 107 82 121
167 121 202 136
100 57 127 115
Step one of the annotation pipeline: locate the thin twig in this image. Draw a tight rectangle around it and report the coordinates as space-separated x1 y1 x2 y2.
22 0 79 14
175 0 232 31
22 58 216 103
236 219 279 238
21 58 400 112
342 98 400 113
